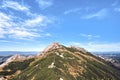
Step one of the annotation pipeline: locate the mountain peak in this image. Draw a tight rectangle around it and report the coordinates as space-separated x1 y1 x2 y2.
2 43 120 80
42 42 63 53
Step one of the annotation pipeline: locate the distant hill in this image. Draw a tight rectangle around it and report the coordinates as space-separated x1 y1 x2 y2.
0 43 120 80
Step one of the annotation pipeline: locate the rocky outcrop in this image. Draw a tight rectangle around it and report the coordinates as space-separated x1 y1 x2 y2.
42 42 63 53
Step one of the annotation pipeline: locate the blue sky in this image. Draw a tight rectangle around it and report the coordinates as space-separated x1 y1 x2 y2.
0 0 120 52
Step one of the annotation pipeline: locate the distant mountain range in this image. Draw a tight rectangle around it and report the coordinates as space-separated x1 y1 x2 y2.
0 51 38 65
0 43 120 80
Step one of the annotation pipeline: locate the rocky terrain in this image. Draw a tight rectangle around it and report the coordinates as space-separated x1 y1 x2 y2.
96 53 120 70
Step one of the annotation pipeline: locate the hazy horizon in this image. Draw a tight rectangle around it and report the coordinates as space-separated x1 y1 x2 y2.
0 50 120 56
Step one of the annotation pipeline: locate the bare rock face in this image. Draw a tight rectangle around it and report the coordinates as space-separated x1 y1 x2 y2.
0 77 7 80
36 42 65 58
42 42 63 53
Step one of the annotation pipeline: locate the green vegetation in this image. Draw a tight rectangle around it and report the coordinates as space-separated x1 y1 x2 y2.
0 58 34 76
0 44 118 80
10 46 120 80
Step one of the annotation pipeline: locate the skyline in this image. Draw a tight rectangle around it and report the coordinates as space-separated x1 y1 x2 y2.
0 0 120 52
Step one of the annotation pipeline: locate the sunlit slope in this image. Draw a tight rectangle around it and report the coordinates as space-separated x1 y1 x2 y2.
12 44 120 80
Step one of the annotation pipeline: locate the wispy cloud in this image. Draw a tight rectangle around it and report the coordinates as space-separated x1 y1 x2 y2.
24 15 53 27
2 1 29 12
44 33 52 37
0 0 54 40
0 12 53 39
82 9 107 19
1 0 35 17
0 12 13 27
64 8 81 15
69 42 120 52
36 0 53 9
9 28 40 39
0 28 6 38
0 12 35 39
80 33 100 40
0 12 14 38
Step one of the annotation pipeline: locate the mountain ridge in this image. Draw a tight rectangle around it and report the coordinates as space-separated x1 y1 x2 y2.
0 42 120 80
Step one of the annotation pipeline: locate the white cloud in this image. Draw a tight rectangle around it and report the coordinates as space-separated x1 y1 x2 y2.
0 11 53 39
0 12 13 28
45 33 52 37
9 29 40 39
64 8 81 15
0 12 11 21
2 1 29 12
0 12 14 38
82 9 107 19
36 0 53 9
24 16 44 27
1 0 33 16
69 42 120 52
80 33 100 39
0 0 54 40
24 15 52 27
0 12 39 39
0 28 5 38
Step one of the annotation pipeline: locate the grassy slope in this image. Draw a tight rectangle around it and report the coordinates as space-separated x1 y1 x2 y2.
11 48 120 80
0 58 34 77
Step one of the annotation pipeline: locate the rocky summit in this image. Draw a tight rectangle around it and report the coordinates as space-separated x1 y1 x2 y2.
0 43 120 80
